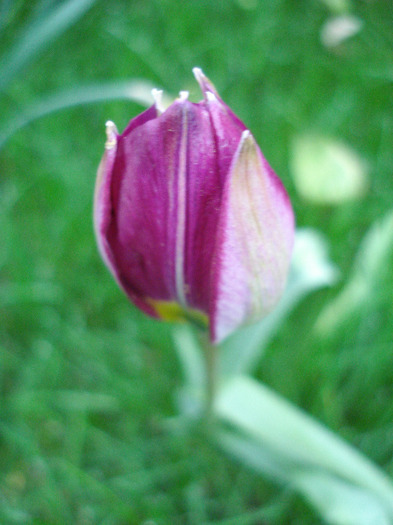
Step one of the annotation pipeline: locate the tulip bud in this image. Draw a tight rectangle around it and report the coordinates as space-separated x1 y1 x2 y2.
94 68 294 343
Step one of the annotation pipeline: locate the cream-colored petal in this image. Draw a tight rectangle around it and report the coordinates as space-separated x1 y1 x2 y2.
211 131 294 343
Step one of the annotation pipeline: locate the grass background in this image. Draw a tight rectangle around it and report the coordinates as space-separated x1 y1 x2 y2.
1 0 393 523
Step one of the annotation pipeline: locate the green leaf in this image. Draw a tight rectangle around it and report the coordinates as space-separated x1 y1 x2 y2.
219 430 392 525
215 375 393 518
316 209 393 335
295 472 391 525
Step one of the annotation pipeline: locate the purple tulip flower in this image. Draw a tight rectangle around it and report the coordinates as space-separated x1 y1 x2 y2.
94 68 294 343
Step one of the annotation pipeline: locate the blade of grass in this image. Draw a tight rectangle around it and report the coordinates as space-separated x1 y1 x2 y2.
0 0 15 33
0 422 74 520
52 457 136 518
0 80 157 149
0 0 96 92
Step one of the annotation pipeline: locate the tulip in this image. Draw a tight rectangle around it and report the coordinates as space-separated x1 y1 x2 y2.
94 68 294 343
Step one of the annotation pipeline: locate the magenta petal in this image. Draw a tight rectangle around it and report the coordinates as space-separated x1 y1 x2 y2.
180 102 221 312
210 131 295 343
193 69 247 188
108 101 187 305
94 115 159 318
94 121 120 281
102 97 221 315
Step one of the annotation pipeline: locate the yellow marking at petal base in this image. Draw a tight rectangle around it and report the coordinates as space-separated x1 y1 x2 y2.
147 299 208 328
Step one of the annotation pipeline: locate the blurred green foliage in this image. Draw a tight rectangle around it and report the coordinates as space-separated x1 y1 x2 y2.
1 0 393 523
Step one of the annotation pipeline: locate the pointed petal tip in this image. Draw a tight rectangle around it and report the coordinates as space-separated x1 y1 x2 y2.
151 88 165 114
192 66 204 82
240 129 252 143
236 129 258 159
105 120 116 132
178 90 189 101
105 121 118 149
205 91 218 103
192 67 220 99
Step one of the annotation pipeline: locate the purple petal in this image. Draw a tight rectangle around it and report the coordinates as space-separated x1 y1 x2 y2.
94 121 120 280
194 68 247 184
103 97 220 315
94 109 161 318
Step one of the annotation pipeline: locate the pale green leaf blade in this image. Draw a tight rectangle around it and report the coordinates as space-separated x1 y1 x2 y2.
316 209 393 335
295 472 391 525
215 375 393 515
218 430 391 525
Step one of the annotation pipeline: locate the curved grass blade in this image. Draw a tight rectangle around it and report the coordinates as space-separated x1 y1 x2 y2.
0 80 158 149
0 0 96 92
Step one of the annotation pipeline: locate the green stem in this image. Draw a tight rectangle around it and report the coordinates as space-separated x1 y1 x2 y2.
204 336 218 419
